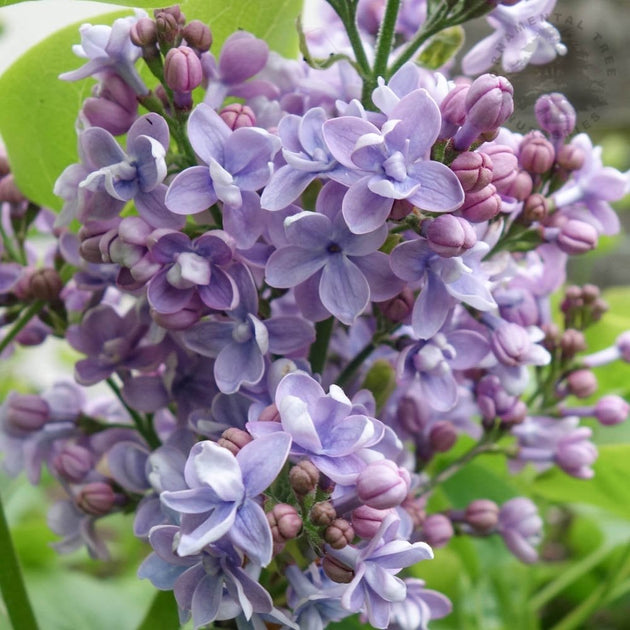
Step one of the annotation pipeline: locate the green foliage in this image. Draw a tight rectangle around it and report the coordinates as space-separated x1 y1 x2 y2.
417 25 464 69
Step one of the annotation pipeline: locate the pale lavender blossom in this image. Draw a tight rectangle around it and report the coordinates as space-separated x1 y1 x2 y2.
497 497 543 563
388 578 452 630
265 181 403 324
322 89 464 234
160 432 292 564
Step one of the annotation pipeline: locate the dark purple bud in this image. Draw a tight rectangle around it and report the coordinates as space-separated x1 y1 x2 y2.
426 214 477 257
377 287 415 322
183 19 212 52
155 10 183 48
566 369 598 398
422 514 454 548
595 395 629 426
0 173 26 204
483 144 518 193
556 144 585 171
217 427 253 455
560 329 586 359
464 499 499 533
131 17 158 47
356 460 410 509
52 443 94 482
460 183 501 222
397 395 428 433
76 482 116 516
151 302 201 329
450 151 494 192
535 93 576 140
289 459 320 495
154 5 186 24
28 268 63 302
519 131 555 174
267 503 302 542
351 504 391 539
164 46 203 93
322 554 354 583
389 199 414 220
324 518 354 549
581 284 599 304
310 501 336 527
521 193 549 224
219 103 256 130
429 421 457 452
82 73 138 136
6 393 49 434
556 219 598 255
505 170 534 201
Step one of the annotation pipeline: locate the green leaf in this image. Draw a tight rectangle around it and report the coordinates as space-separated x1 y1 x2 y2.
136 590 180 630
0 10 131 210
417 25 464 70
532 444 630 519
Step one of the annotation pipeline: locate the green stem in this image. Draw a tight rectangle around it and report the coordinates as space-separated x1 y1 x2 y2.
326 1 371 78
0 301 45 356
308 317 334 375
337 341 376 389
0 493 39 630
372 0 402 82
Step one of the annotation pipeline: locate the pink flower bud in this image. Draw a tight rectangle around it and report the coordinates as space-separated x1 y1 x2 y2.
164 46 203 93
617 331 630 362
351 504 391 539
324 518 354 549
290 459 320 495
560 329 586 359
310 501 336 527
130 17 158 47
258 403 281 422
377 287 415 322
28 268 63 302
459 183 501 222
566 369 598 399
52 444 94 482
556 144 585 171
426 214 477 257
440 83 470 130
322 554 354 583
556 428 597 479
151 301 201 330
356 460 410 509
267 503 302 542
450 151 494 192
82 73 138 136
218 427 253 455
429 421 457 452
183 20 212 52
519 131 555 174
465 499 499 532
5 393 49 434
422 514 453 548
220 103 256 130
595 395 629 426
535 93 576 141
521 193 549 224
483 144 518 193
76 482 116 516
505 170 534 201
556 220 598 255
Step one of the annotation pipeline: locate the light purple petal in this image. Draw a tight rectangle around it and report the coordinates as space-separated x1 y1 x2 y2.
353 251 404 301
412 271 452 339
265 246 328 288
160 487 220 514
284 211 332 249
266 316 315 354
127 113 169 151
81 126 126 167
390 238 431 281
278 392 323 453
187 103 231 163
406 161 464 212
186 440 244 499
447 330 490 369
323 117 381 169
342 177 393 234
215 339 265 394
197 266 238 311
319 255 370 324
177 502 237 555
230 499 274 566
147 269 194 314
165 166 217 215
183 320 235 357
260 166 317 211
225 128 280 189
191 573 224 628
421 371 458 411
237 432 292 497
135 186 185 229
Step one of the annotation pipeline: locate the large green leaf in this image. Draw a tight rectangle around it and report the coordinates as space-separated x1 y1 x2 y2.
532 444 630 520
0 0 302 210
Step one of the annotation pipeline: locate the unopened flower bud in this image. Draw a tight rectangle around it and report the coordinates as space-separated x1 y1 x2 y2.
351 504 391 539
377 287 415 322
595 395 629 426
322 554 354 583
220 103 256 130
519 131 555 174
426 214 477 258
535 93 576 141
218 427 253 455
289 459 320 495
267 503 302 542
560 329 586 359
310 501 336 527
521 193 549 224
324 518 354 549
505 170 534 201
258 403 281 422
460 183 501 222
130 17 158 48
52 444 94 482
155 10 183 48
356 460 410 509
182 19 212 52
465 499 499 533
450 151 494 192
0 173 26 204
440 83 469 136
76 482 116 516
429 421 457 452
556 220 598 255
421 514 453 548
389 199 414 220
82 73 138 136
581 284 599 304
28 268 63 302
556 428 597 479
164 46 203 93
566 369 598 398
5 393 49 434
151 302 201 329
483 144 518 193
556 144 585 171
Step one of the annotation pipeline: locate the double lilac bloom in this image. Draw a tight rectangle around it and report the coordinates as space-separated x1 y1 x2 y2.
265 181 403 324
322 89 464 234
160 432 291 565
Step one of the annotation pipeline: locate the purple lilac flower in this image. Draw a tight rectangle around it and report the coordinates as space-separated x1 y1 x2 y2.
388 578 452 630
183 264 314 394
390 236 495 339
138 526 274 627
322 89 464 234
165 103 280 247
248 371 385 485
265 181 403 324
146 230 238 314
326 514 433 629
497 497 543 564
160 432 292 564
462 0 566 75
60 15 148 95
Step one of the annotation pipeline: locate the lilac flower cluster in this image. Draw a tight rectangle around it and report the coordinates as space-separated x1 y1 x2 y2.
1 1 629 628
